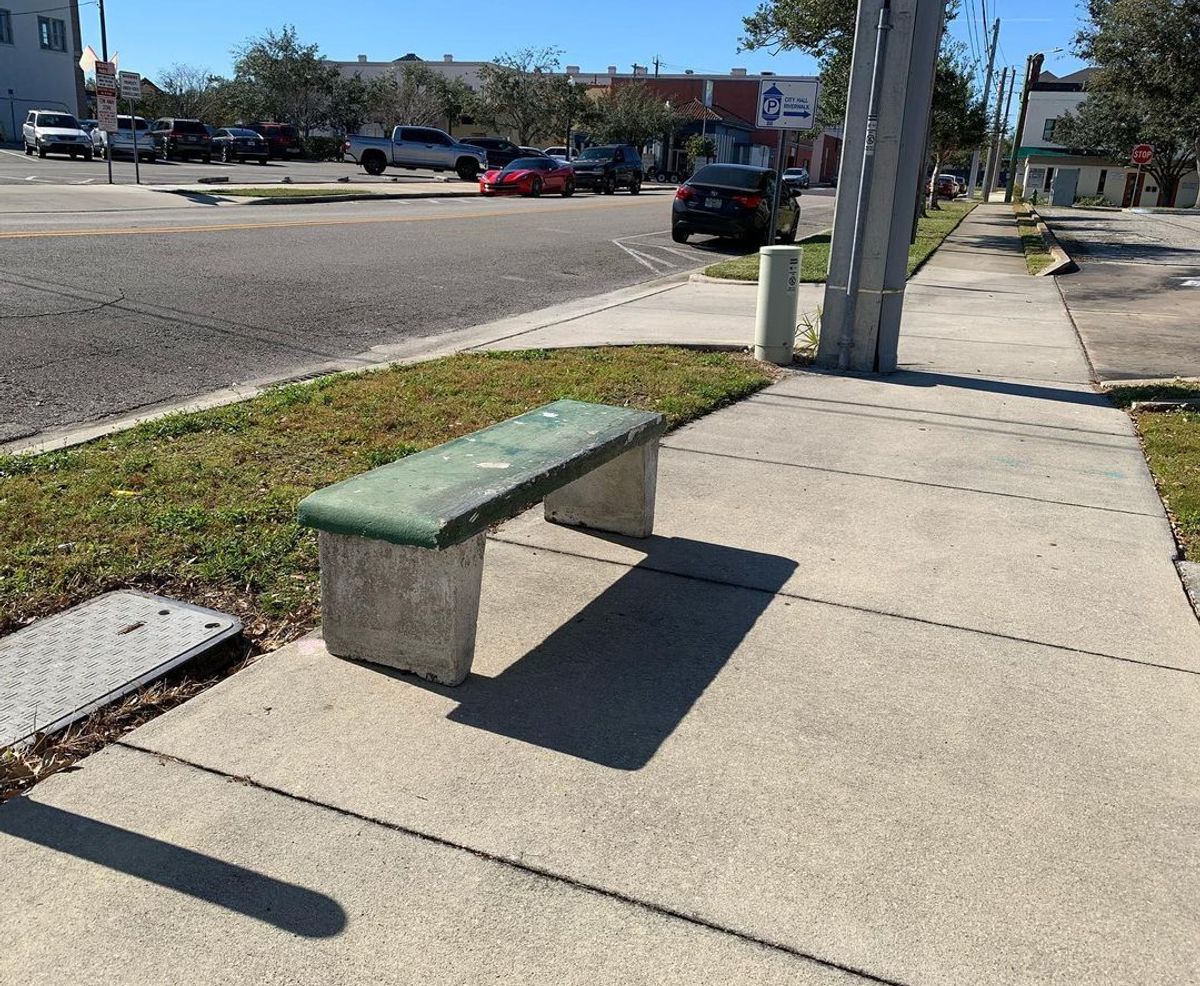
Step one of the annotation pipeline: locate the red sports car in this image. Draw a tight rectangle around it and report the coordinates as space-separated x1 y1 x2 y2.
480 156 575 197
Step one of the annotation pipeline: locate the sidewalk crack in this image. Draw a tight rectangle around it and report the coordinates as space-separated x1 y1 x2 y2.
113 740 908 986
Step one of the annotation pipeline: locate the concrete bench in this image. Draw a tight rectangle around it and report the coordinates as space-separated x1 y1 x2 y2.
297 399 666 686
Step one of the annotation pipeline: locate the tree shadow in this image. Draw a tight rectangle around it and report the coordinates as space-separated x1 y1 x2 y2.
0 799 347 938
409 536 797 771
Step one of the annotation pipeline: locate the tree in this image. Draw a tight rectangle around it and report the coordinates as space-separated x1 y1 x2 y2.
143 64 224 121
476 46 563 144
365 63 447 129
326 72 372 137
231 25 339 135
1053 0 1200 207
590 82 679 147
926 52 987 208
1054 95 1193 206
685 134 717 167
543 75 594 150
740 0 959 126
434 74 476 133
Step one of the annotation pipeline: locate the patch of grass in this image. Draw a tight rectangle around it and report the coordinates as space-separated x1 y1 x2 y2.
0 348 774 651
703 230 832 283
703 200 976 282
1013 202 1056 274
1103 381 1200 560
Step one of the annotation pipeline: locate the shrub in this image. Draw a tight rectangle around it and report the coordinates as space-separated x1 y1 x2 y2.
305 136 345 162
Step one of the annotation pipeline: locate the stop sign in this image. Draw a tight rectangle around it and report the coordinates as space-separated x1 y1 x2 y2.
1131 144 1153 165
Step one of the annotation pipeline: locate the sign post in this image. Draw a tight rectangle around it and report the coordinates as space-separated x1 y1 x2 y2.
1130 143 1152 207
119 71 142 184
95 60 117 185
755 79 819 244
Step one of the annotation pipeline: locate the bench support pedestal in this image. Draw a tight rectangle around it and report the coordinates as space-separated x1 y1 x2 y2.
318 531 485 686
544 441 658 538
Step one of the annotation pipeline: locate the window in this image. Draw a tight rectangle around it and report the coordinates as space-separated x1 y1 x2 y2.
0 10 13 45
39 16 67 51
1097 169 1107 193
1042 118 1058 141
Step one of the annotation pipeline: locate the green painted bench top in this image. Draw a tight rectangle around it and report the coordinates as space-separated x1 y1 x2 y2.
297 399 666 549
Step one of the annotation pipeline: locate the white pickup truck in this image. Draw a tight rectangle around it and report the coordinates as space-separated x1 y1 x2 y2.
344 126 488 181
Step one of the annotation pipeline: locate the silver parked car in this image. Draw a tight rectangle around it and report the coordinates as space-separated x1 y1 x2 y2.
344 126 488 180
22 109 94 160
92 115 156 162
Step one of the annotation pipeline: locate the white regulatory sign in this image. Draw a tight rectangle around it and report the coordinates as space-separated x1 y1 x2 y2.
119 71 141 101
756 79 820 130
97 94 119 132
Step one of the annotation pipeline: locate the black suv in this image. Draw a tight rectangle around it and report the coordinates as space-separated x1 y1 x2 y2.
151 118 212 162
572 145 643 194
460 136 524 169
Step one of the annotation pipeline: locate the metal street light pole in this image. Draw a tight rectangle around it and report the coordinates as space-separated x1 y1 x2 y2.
968 17 1000 197
565 75 575 156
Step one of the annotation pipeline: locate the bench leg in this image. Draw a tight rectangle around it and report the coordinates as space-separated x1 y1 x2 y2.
544 440 658 538
318 531 485 686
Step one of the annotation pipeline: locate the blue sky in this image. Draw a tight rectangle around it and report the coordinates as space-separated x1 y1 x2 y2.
83 0 1088 120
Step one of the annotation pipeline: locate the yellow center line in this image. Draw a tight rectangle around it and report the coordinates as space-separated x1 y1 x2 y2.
0 197 660 240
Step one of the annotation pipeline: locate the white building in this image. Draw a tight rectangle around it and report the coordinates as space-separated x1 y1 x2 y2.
0 0 87 141
1018 68 1198 208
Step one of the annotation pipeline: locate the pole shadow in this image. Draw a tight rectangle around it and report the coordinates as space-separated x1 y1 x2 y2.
881 369 1113 407
0 799 347 938
417 536 797 771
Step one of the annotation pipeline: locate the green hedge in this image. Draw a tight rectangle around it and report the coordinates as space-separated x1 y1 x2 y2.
305 136 346 162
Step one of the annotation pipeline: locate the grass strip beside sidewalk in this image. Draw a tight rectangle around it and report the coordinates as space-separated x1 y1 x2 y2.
1107 383 1200 561
703 199 976 283
0 348 774 649
1013 202 1056 274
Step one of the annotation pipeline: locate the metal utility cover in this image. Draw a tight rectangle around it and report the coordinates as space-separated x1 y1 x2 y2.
0 591 241 749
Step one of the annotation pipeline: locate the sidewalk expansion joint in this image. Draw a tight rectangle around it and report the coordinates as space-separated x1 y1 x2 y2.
490 537 1200 679
113 740 909 986
754 393 1129 439
747 396 1133 453
659 444 1163 520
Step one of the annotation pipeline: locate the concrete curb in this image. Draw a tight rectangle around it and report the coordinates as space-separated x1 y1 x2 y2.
688 273 757 286
1028 207 1077 277
1177 561 1200 621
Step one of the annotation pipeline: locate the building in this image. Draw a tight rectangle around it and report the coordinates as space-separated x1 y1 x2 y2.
0 0 87 141
1017 68 1198 208
330 54 840 181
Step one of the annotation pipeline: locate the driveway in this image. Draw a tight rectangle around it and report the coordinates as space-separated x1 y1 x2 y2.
1040 208 1200 381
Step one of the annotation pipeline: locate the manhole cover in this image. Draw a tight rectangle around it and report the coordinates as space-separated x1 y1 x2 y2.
0 591 241 748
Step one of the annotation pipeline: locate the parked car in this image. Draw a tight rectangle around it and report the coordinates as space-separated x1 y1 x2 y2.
782 166 810 190
21 110 93 159
671 163 799 246
928 174 958 198
92 115 156 162
543 145 574 160
78 118 99 137
151 118 213 162
344 126 487 180
212 127 269 164
248 122 303 158
571 145 643 194
480 156 575 197
461 136 525 169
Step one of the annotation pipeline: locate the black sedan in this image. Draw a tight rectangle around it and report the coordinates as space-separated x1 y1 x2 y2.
212 128 270 164
671 163 799 245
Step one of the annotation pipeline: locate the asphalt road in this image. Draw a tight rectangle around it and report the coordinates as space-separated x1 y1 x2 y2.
0 184 836 443
0 146 453 187
1042 208 1200 381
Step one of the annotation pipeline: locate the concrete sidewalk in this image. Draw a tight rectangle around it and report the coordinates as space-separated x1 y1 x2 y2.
3 204 1198 985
